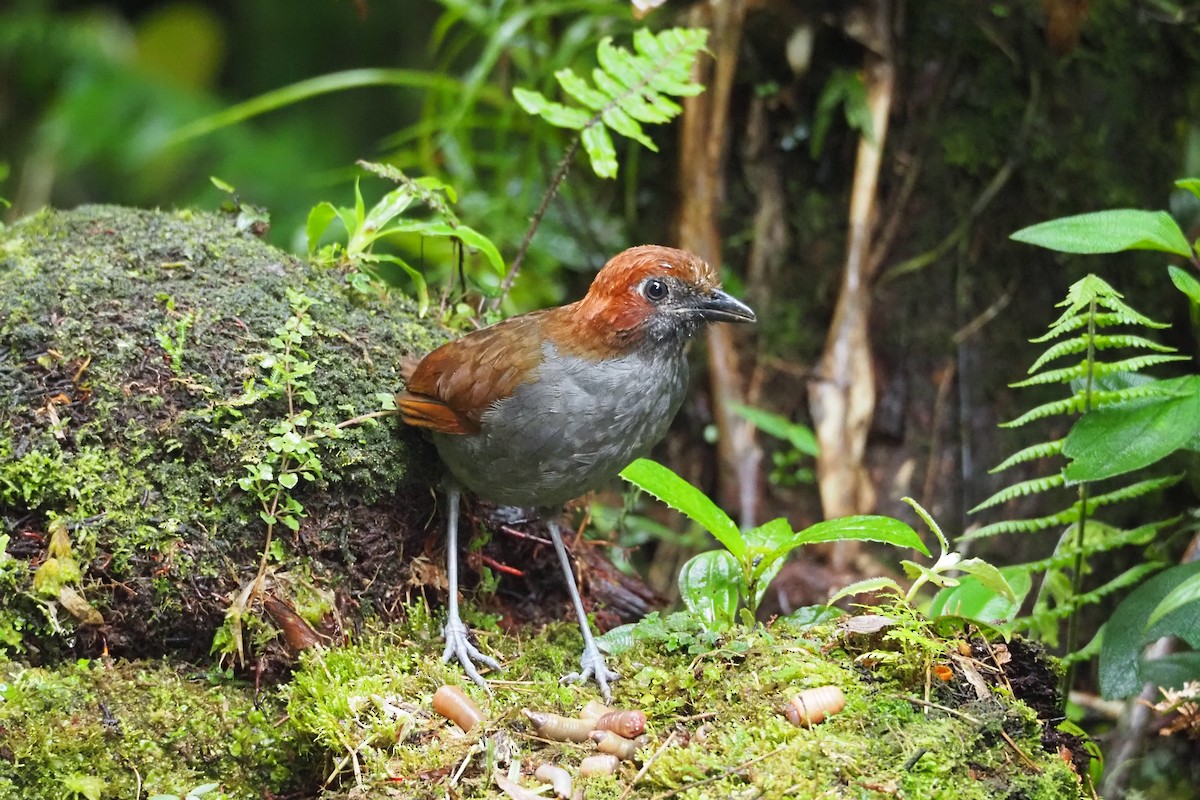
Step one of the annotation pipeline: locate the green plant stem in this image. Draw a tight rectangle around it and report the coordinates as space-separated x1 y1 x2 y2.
490 135 581 310
1062 298 1098 697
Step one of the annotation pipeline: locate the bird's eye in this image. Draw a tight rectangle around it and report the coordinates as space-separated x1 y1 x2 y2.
642 278 669 302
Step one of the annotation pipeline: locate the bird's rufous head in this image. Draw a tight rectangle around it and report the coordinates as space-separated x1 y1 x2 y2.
550 245 756 359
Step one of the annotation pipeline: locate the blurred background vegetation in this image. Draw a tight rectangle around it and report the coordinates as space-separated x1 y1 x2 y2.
3 0 1200 795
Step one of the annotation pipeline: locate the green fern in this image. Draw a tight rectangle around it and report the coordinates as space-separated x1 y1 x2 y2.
513 27 707 179
965 273 1187 672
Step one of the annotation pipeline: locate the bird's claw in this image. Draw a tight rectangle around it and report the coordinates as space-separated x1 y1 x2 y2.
442 618 502 692
561 643 619 703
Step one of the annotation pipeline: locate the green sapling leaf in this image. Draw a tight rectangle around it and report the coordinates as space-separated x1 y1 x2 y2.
1011 209 1192 257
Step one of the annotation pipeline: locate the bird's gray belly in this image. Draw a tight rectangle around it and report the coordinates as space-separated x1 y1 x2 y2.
432 346 688 508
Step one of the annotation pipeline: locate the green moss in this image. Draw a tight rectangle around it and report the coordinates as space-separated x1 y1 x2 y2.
0 205 443 658
279 606 1088 799
0 657 313 800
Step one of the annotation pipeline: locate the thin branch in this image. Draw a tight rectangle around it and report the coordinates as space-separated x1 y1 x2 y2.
490 135 581 310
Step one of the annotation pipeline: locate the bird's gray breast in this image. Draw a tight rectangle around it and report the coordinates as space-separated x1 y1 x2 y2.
432 342 689 508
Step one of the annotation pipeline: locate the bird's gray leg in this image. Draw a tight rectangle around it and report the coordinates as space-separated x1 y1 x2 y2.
547 518 618 702
441 485 501 689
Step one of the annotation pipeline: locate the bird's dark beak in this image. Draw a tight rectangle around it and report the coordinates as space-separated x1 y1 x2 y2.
696 289 756 324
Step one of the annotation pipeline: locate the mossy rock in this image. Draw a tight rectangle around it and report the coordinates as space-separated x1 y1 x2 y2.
0 205 443 661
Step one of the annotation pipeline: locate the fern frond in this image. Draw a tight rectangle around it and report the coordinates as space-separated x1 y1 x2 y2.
513 27 707 178
1083 474 1183 511
1014 354 1190 387
1027 334 1177 373
970 473 1067 514
989 439 1065 473
1032 312 1168 342
1054 562 1166 618
1001 395 1088 427
963 507 1081 540
1040 275 1170 340
1019 518 1179 572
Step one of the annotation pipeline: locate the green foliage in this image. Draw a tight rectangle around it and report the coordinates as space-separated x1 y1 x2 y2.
832 498 1018 635
730 402 818 486
154 294 197 377
811 68 873 159
963 185 1200 688
307 163 503 316
0 658 306 799
1011 209 1193 257
513 28 707 178
1098 562 1200 699
615 458 925 632
214 288 344 662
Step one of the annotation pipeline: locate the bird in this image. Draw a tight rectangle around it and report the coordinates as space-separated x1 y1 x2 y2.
397 244 755 699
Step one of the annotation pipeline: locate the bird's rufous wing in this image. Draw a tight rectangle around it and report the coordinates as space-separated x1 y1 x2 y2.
396 312 548 436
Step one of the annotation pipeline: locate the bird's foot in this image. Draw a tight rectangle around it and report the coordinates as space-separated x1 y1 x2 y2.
561 643 619 702
442 617 502 692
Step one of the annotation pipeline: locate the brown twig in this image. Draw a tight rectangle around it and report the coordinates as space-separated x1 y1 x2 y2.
490 136 582 310
619 729 678 800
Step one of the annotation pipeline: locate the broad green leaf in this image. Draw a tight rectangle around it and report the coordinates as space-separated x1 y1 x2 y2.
1099 561 1200 698
582 122 618 179
1011 209 1192 257
928 566 1031 627
1063 375 1200 482
1168 264 1200 304
1140 652 1200 691
361 186 416 236
955 558 1018 602
731 403 819 455
743 517 795 607
305 201 339 253
827 576 904 606
678 550 741 630
400 221 505 276
1147 571 1200 628
620 458 744 558
791 516 929 556
168 68 478 146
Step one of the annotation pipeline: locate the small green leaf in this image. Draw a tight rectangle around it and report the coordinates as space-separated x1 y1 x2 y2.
954 558 1018 603
621 458 744 558
1168 265 1200 304
555 68 609 111
581 124 618 179
1011 209 1192 257
791 516 929 556
678 550 741 630
827 576 904 606
361 185 417 234
1174 177 1200 200
731 403 819 455
305 202 339 253
1063 375 1200 482
278 472 299 489
209 175 235 193
512 88 590 129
